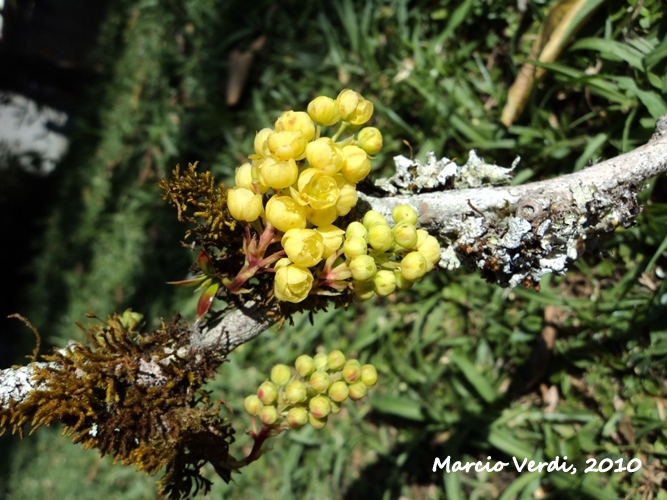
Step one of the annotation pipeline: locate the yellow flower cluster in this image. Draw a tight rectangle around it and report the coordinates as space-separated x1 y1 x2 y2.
226 89 439 303
243 350 377 431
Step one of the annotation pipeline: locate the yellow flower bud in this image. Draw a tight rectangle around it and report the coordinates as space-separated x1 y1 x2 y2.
356 127 383 155
348 381 368 400
281 228 324 267
305 137 345 175
341 145 371 183
253 128 272 158
337 89 373 125
308 95 340 126
367 223 393 252
335 177 358 216
392 204 418 225
274 264 313 303
285 380 308 404
373 269 396 297
343 236 368 260
227 187 264 222
295 355 315 377
267 130 307 161
275 110 315 141
235 162 253 189
393 222 418 249
309 370 332 393
259 405 279 425
327 350 346 371
243 395 263 416
342 360 361 383
313 352 329 370
287 407 309 429
306 205 338 227
328 380 350 402
417 234 441 266
258 156 298 190
316 225 345 258
265 195 307 232
294 169 340 210
400 251 428 281
349 254 377 281
257 380 278 405
270 364 292 386
361 364 378 387
309 395 332 419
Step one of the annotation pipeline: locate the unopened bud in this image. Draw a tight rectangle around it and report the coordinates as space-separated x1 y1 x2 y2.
361 364 378 386
348 381 368 400
309 395 332 419
285 380 308 404
244 395 263 416
327 350 346 371
287 407 309 429
270 364 292 386
295 355 315 377
257 380 278 405
328 381 350 402
259 405 279 425
313 352 329 371
309 370 332 393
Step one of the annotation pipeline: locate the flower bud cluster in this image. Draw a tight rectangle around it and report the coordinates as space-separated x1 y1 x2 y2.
343 205 441 301
243 350 378 431
225 90 440 305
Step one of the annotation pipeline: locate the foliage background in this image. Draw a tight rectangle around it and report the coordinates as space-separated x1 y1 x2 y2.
1 0 666 498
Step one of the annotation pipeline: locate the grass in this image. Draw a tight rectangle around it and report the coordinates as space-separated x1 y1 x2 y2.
1 0 666 498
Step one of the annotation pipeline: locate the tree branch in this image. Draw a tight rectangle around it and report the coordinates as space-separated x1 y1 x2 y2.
2 115 666 411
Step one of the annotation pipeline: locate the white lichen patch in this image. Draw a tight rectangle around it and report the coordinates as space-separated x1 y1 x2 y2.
374 150 516 194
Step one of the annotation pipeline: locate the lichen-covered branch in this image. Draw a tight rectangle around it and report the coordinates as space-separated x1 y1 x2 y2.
364 115 667 287
2 115 667 415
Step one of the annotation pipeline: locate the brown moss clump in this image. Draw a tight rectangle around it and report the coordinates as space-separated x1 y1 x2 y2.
0 313 236 499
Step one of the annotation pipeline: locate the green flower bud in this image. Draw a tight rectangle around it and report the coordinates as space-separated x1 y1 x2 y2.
295 355 315 377
257 380 278 405
349 381 368 400
373 269 396 297
352 280 375 301
393 222 418 249
244 395 263 416
400 251 428 281
345 221 368 240
313 353 329 371
287 407 309 429
285 380 308 404
349 255 377 281
362 210 387 229
329 400 342 414
342 360 362 384
392 204 418 225
309 395 332 419
367 223 393 252
308 413 328 430
343 236 368 260
361 364 378 387
309 370 332 393
394 269 414 290
259 405 279 425
327 350 346 371
328 380 350 402
270 364 292 386
356 127 383 155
